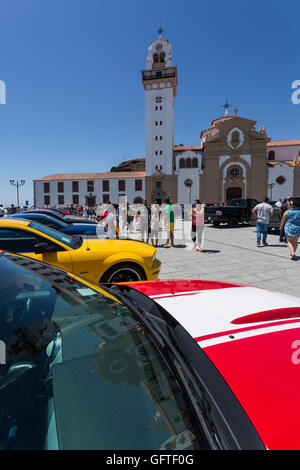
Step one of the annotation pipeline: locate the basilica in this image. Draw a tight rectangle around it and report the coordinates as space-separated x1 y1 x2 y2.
34 33 300 207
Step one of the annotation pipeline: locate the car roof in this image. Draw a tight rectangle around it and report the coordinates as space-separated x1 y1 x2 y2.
14 212 55 220
0 218 30 227
127 280 300 450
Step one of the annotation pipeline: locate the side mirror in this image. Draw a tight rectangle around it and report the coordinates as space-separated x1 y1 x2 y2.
34 242 57 254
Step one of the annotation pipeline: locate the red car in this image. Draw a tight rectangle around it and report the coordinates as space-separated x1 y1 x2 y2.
51 207 70 216
1 251 300 450
37 207 70 215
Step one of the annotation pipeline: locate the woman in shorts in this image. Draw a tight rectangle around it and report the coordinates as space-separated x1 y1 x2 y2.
280 198 300 260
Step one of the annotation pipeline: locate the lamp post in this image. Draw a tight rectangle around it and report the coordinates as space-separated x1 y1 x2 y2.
9 179 25 211
267 182 275 200
184 178 193 204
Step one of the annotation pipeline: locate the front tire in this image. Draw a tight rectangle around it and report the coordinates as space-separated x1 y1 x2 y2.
100 262 146 283
228 217 239 227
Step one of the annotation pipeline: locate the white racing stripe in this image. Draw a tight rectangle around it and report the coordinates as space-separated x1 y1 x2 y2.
153 287 300 340
198 321 300 349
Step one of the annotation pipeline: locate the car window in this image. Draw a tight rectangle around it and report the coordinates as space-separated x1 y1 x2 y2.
33 217 57 227
45 216 68 228
33 216 66 229
0 253 209 450
33 210 65 222
229 199 246 207
0 228 51 253
28 222 74 248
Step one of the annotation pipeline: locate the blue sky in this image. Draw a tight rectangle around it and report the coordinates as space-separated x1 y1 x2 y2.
0 0 299 206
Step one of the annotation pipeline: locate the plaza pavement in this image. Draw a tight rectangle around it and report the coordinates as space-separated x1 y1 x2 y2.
155 221 300 299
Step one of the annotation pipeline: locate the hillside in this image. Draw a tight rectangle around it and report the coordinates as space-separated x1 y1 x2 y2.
110 158 145 172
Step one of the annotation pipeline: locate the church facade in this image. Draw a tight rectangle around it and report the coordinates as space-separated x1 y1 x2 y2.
33 34 300 207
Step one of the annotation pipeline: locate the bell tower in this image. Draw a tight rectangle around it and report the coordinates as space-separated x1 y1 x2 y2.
141 30 177 177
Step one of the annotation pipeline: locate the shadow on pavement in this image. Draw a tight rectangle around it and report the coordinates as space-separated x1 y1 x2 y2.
208 224 251 229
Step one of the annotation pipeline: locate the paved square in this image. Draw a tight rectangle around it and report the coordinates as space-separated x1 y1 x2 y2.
156 222 300 298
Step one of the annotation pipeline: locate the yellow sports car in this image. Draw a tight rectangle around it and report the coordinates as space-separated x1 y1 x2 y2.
0 218 161 283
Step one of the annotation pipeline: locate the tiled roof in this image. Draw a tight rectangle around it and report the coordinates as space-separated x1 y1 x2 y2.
267 140 300 147
34 171 146 181
267 160 297 167
173 145 203 151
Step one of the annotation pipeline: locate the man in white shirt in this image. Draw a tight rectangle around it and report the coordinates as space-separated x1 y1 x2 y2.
275 199 282 208
105 204 119 239
252 197 274 247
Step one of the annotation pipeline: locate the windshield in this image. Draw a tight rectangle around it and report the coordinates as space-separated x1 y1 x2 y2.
229 199 246 207
40 215 69 229
28 221 77 249
0 253 205 450
24 214 69 229
33 210 66 222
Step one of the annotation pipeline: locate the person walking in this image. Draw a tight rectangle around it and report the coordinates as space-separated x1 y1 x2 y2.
150 202 160 247
105 204 119 239
280 199 300 260
163 197 175 247
140 201 150 243
10 204 17 214
279 197 292 243
252 197 274 247
190 199 205 252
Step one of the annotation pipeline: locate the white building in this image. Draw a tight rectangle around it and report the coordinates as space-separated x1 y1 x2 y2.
33 172 145 207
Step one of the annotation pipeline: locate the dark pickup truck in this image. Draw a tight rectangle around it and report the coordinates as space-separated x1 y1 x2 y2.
205 198 259 227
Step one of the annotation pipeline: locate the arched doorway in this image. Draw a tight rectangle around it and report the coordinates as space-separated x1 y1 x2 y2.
226 187 242 201
151 190 166 205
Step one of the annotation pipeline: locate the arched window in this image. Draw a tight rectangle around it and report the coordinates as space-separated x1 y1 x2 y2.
179 158 185 169
153 53 159 63
192 157 198 168
159 52 165 63
231 131 240 146
186 158 192 168
268 151 275 161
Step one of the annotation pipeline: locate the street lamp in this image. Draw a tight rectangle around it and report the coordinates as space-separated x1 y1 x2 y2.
9 179 25 211
184 178 193 204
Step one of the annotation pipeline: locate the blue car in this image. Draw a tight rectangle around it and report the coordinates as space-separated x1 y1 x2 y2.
29 209 97 224
9 213 104 236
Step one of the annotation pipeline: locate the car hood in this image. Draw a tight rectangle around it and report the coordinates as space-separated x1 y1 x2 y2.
124 279 300 450
81 237 156 256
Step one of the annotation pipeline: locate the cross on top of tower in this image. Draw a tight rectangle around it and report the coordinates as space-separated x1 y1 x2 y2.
221 97 233 116
157 27 164 39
